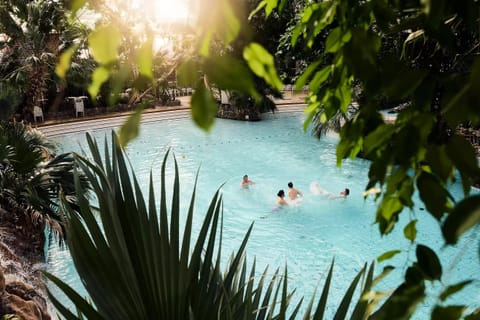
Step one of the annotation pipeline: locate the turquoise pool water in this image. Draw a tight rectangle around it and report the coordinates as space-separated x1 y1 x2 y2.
47 112 479 318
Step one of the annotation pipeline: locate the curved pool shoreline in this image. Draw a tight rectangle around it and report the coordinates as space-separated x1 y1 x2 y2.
38 104 306 138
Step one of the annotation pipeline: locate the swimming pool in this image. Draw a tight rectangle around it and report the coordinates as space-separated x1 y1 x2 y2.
47 112 479 318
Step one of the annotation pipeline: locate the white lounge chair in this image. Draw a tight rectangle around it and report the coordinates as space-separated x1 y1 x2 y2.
74 97 85 117
33 106 44 123
220 90 230 105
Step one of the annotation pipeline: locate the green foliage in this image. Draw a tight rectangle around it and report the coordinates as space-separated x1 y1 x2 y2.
204 55 260 100
0 0 72 114
117 105 144 147
52 0 480 318
56 45 79 80
377 250 401 263
191 83 217 131
243 42 283 92
0 121 86 239
0 84 22 120
47 132 381 319
442 195 480 244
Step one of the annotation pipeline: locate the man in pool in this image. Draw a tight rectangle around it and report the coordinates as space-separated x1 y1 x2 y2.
287 181 303 200
240 174 255 187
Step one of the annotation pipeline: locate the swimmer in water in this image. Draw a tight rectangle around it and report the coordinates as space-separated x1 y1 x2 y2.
330 188 350 199
287 181 303 200
276 189 289 206
310 182 349 199
310 181 330 195
240 174 255 187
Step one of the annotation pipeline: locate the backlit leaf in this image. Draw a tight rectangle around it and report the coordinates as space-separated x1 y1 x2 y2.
136 39 154 81
199 30 213 57
442 195 480 244
295 60 322 91
265 0 278 17
249 0 267 19
243 43 283 91
416 244 442 281
69 0 86 17
325 28 351 53
308 65 332 93
377 250 401 263
108 66 131 106
204 56 260 100
88 66 110 98
191 84 217 131
117 106 144 147
177 60 200 87
220 0 241 45
88 24 121 65
379 196 403 222
440 280 472 301
403 220 417 242
55 45 78 79
364 124 395 156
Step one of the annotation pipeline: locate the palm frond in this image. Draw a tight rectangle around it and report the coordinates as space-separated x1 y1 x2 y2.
46 131 388 319
47 131 292 319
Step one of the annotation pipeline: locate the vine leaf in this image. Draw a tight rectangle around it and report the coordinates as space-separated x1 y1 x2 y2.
243 43 283 92
416 244 442 281
403 220 417 242
191 84 217 131
439 280 472 301
442 195 480 244
377 250 401 263
118 106 144 148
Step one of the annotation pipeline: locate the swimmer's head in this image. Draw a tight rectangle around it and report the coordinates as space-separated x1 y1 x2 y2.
343 188 350 196
277 190 285 197
288 182 293 188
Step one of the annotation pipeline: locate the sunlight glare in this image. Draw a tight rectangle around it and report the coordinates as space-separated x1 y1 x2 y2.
131 0 191 24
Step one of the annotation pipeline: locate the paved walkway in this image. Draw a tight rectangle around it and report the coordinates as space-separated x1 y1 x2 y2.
39 94 308 137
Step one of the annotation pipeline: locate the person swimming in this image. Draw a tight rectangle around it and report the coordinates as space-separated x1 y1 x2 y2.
331 188 350 199
310 181 330 196
240 174 255 187
310 182 349 199
287 181 303 200
277 189 289 206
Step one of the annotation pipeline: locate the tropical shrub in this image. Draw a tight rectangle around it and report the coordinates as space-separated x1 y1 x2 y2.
47 132 385 319
0 121 85 241
51 0 480 318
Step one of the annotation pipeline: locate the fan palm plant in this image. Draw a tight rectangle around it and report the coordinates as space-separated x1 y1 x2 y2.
0 0 83 118
46 131 382 319
0 121 86 257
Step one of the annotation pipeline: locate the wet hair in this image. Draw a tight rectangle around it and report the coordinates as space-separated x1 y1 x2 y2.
345 188 350 196
243 175 248 179
288 182 293 188
277 190 285 197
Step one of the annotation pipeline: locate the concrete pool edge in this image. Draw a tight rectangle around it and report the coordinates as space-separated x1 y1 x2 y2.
38 103 307 138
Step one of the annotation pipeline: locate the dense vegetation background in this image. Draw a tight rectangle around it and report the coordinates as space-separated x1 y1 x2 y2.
1 0 480 319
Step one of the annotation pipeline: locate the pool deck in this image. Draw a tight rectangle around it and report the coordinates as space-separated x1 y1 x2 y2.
37 95 307 137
